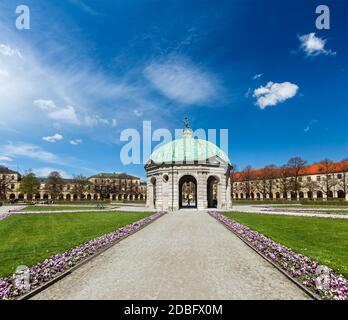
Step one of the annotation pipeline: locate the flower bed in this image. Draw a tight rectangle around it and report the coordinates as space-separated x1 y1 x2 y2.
0 206 26 222
0 211 165 300
209 211 348 300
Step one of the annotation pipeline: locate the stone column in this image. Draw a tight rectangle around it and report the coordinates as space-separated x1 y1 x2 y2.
197 172 207 210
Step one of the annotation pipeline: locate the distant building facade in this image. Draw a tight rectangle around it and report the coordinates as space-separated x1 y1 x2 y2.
232 161 348 201
0 167 146 201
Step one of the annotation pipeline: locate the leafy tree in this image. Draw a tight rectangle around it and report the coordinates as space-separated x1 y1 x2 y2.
0 174 11 200
46 171 64 200
18 171 40 199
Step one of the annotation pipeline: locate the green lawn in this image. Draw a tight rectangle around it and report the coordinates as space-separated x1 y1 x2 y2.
271 205 348 209
223 212 348 278
21 205 106 211
0 211 151 277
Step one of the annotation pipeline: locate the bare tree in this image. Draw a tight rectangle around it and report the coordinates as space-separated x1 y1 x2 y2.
230 163 238 198
302 178 319 198
317 158 338 198
46 171 64 200
278 165 292 197
264 165 279 198
71 175 88 199
94 179 116 200
287 157 307 195
340 158 348 198
239 165 255 198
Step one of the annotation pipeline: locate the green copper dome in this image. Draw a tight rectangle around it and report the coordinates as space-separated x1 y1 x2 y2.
149 133 230 165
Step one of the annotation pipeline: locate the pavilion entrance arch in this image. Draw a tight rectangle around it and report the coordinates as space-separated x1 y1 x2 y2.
207 175 219 208
179 175 197 209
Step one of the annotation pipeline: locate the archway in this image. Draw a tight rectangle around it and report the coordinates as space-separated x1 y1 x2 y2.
179 175 197 208
207 176 219 208
337 190 345 199
150 177 157 208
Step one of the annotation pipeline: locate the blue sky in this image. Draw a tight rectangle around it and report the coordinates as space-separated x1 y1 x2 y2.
0 0 347 179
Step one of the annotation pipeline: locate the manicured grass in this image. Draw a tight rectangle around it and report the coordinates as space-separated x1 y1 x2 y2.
271 204 348 209
0 211 151 277
21 205 106 211
223 212 348 277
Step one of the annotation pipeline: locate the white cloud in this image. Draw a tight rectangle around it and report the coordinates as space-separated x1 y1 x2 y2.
0 68 9 77
298 33 336 56
42 133 63 143
0 44 22 58
33 100 118 127
2 143 62 164
70 139 83 145
33 99 57 111
34 100 79 124
133 109 143 117
0 156 13 161
253 74 262 80
304 126 310 133
33 167 71 178
48 105 80 124
83 115 117 127
253 81 299 109
144 57 218 105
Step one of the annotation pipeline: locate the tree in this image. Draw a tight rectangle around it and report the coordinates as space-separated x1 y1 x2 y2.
287 157 307 195
255 165 278 199
46 171 64 200
71 175 88 199
230 163 238 198
94 179 116 200
317 158 338 198
278 165 292 197
239 165 255 198
340 158 348 198
18 171 40 199
302 178 319 198
0 172 11 200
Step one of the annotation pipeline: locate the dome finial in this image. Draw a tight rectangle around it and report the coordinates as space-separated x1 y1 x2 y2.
182 117 192 139
183 117 190 130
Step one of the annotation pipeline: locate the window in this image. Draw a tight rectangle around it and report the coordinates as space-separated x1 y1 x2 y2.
307 177 311 182
317 176 321 182
337 174 342 179
298 177 302 182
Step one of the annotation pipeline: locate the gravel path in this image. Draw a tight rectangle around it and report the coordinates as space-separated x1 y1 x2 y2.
33 210 308 300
